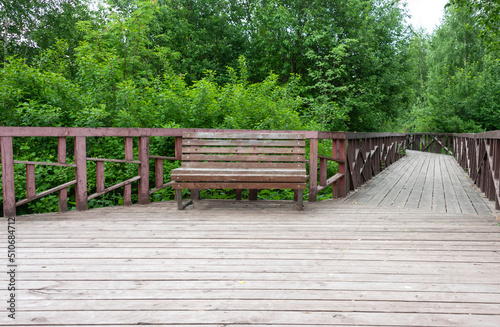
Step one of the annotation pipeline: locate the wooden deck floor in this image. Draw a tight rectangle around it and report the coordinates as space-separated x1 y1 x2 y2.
344 150 497 215
2 151 500 326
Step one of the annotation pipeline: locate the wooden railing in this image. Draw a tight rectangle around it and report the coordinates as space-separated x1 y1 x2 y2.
407 132 500 210
1 127 353 217
406 133 454 155
8 127 493 217
345 133 407 193
453 131 500 210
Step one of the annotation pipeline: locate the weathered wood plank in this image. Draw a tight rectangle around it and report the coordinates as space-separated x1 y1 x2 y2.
172 175 307 182
184 139 306 147
182 154 306 162
172 182 307 190
181 162 306 169
4 310 500 326
183 132 306 139
183 147 306 154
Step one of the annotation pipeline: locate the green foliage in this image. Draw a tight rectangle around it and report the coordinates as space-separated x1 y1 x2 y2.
403 5 500 133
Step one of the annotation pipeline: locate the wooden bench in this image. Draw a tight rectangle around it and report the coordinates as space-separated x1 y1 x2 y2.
171 132 308 210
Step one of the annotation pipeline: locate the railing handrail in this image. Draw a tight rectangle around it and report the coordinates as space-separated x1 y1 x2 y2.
0 126 346 139
1 127 350 217
3 127 498 217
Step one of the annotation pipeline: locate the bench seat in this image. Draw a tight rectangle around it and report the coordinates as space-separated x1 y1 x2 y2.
170 132 307 210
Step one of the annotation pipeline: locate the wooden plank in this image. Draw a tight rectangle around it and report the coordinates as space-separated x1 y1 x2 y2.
184 139 306 147
87 176 141 201
404 152 431 209
15 299 500 315
5 310 500 326
172 182 307 190
446 155 478 215
26 164 36 198
343 154 412 204
58 137 68 213
172 175 307 183
183 132 306 139
182 154 306 162
181 162 306 169
182 147 305 154
1 136 16 217
86 157 140 164
172 168 306 175
309 138 319 201
450 158 492 216
15 180 77 207
13 160 76 167
149 181 175 194
138 137 149 205
150 155 177 160
96 161 105 193
17 288 500 304
124 137 134 206
419 152 435 211
317 173 344 192
391 152 427 208
369 152 421 206
439 155 461 213
74 136 88 211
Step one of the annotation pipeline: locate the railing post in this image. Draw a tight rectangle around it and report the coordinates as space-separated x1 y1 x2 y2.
337 138 347 198
58 137 68 212
124 137 134 206
1 137 16 217
309 138 318 202
175 136 182 160
75 136 88 211
138 136 150 205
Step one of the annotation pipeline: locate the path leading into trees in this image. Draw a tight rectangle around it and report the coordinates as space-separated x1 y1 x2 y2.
343 150 497 215
2 151 500 326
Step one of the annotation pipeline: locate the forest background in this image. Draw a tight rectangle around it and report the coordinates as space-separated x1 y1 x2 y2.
1 0 499 214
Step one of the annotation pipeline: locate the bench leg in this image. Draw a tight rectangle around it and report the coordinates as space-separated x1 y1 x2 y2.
249 189 258 201
191 189 200 200
296 189 304 211
235 189 242 200
176 189 193 210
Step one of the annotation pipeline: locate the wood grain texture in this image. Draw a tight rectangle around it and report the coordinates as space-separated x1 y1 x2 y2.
2 200 500 326
343 150 497 216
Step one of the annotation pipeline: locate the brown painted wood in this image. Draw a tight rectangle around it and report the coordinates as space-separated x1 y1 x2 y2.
26 164 36 198
86 158 141 164
185 139 306 147
124 138 134 206
150 155 177 160
172 175 307 183
309 138 318 202
13 160 76 167
172 182 307 190
15 180 77 206
183 132 306 139
138 137 150 205
88 176 141 201
96 161 105 193
74 136 88 211
155 158 164 189
182 147 306 154
58 137 68 213
182 154 306 162
172 168 306 176
182 162 306 169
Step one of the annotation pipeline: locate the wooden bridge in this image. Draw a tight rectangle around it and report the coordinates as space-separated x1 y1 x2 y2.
1 127 500 326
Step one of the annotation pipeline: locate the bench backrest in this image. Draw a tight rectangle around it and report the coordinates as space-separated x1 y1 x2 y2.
181 132 306 168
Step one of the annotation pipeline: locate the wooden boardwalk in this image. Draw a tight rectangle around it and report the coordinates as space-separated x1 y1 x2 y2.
2 151 500 326
344 150 497 215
